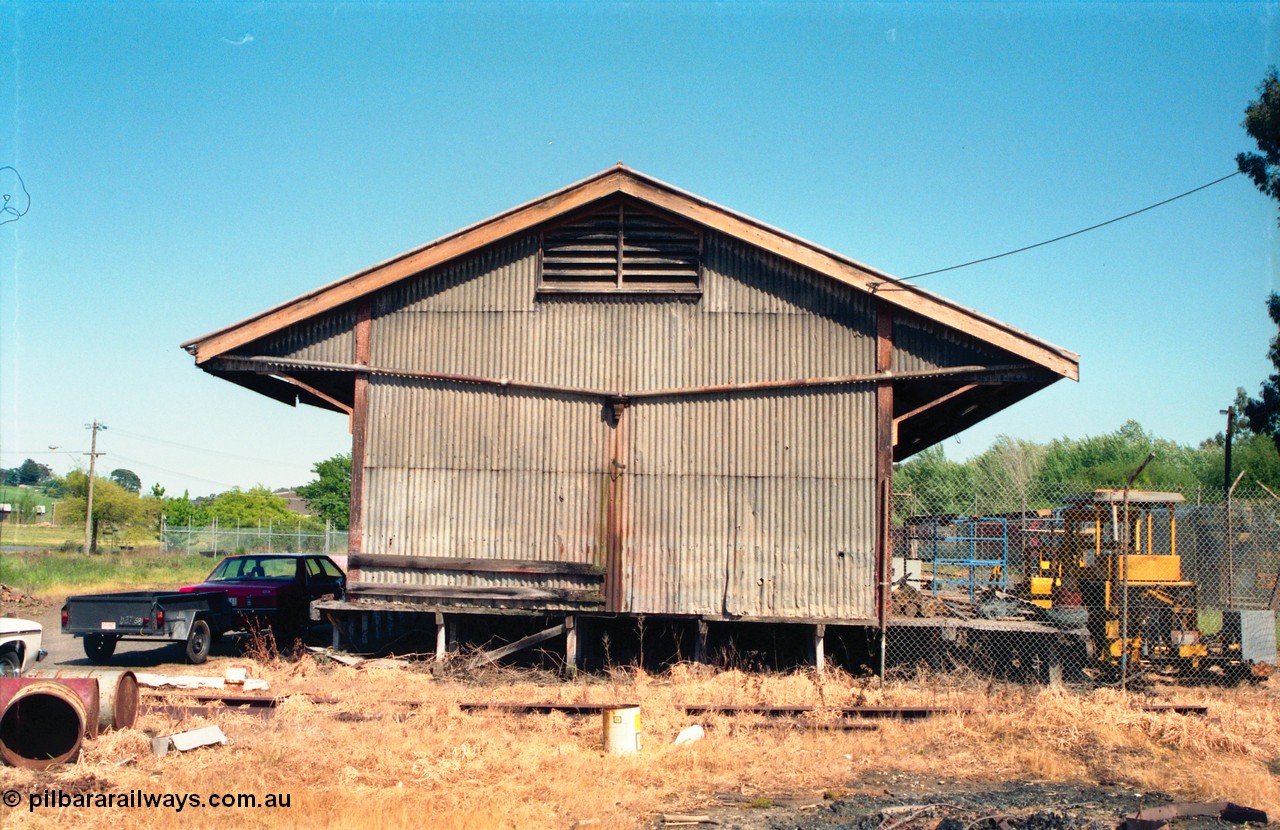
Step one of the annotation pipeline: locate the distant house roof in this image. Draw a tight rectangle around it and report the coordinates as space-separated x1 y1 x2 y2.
181 165 1079 382
273 489 311 516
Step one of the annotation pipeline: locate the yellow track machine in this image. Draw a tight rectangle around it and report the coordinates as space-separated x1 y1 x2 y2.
1028 490 1272 682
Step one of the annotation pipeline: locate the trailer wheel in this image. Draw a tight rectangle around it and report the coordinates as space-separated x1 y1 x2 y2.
185 619 212 664
84 634 118 662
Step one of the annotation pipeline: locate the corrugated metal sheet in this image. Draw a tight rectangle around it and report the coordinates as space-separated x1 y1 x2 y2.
363 380 609 564
372 233 876 389
892 315 1011 374
231 306 358 363
374 235 538 316
624 389 876 619
353 230 882 620
355 565 597 596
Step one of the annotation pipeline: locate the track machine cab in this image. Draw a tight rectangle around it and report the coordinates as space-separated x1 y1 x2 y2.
1029 490 1263 681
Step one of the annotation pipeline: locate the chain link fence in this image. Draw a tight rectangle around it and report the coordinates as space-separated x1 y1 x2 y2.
886 478 1280 684
161 516 348 558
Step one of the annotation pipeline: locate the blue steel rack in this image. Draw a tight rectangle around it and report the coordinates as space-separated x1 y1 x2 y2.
926 516 1009 600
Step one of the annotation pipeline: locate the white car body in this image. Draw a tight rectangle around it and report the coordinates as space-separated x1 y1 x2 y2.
0 617 46 676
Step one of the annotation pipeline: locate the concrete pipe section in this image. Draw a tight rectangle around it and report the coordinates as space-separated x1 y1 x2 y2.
0 680 89 769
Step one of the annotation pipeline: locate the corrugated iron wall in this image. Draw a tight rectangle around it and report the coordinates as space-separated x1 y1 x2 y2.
351 231 883 621
231 230 939 622
361 380 610 569
624 389 875 619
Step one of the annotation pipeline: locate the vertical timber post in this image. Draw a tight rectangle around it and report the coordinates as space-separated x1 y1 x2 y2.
350 299 372 563
435 612 447 663
875 301 895 680
814 624 826 676
694 619 709 664
605 399 629 610
564 615 578 678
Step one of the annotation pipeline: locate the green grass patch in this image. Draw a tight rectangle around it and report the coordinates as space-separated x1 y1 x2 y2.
0 485 56 509
1198 608 1223 636
0 549 215 599
0 523 159 549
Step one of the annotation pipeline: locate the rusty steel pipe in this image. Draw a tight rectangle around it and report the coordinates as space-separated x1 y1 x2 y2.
25 669 139 732
0 679 92 769
0 677 101 739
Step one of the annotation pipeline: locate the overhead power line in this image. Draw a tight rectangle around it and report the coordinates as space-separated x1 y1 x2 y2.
107 452 269 491
889 170 1243 285
106 427 305 468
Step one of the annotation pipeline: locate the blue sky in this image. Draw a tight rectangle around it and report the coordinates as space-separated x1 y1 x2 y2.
1 2 1277 497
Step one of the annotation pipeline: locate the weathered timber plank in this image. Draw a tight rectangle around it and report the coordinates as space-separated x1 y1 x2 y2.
348 553 604 577
347 583 605 604
469 623 565 668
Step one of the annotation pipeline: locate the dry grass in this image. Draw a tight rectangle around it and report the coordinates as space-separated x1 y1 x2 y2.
1 658 1277 830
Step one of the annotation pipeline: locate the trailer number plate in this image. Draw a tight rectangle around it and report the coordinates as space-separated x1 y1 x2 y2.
118 615 144 627
99 621 116 630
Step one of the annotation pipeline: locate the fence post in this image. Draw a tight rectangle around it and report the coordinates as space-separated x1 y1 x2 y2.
187 515 193 556
1226 470 1246 609
297 519 302 553
325 519 331 556
268 519 273 553
236 520 241 553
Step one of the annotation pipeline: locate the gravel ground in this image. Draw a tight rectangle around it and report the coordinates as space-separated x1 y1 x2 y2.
656 778 1205 830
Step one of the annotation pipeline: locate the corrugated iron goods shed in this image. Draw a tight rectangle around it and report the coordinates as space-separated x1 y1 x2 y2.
183 166 1077 642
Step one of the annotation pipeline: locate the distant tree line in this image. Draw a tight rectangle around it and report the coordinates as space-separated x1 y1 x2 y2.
0 458 53 487
3 450 347 552
894 400 1277 518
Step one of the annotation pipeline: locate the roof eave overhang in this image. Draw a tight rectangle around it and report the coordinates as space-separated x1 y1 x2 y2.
891 370 1063 462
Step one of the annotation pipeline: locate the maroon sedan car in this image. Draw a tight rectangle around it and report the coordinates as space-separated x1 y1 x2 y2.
179 553 346 638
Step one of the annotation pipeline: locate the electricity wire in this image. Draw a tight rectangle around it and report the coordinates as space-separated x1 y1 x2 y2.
105 427 305 469
886 170 1243 285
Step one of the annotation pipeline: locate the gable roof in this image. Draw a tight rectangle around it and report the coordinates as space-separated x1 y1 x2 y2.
181 165 1078 381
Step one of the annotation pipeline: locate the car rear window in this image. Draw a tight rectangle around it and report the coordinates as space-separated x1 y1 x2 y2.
209 557 297 581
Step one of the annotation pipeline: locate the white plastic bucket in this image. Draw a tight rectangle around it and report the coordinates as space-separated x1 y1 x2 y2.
602 705 641 756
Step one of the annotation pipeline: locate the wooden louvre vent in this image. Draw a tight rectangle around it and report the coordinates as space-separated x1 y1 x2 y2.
539 198 702 292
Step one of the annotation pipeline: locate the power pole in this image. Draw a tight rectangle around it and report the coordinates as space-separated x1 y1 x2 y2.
83 420 107 554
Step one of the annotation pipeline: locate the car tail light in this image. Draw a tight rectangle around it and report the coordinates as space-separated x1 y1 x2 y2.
156 610 165 628
61 608 69 627
142 617 149 627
